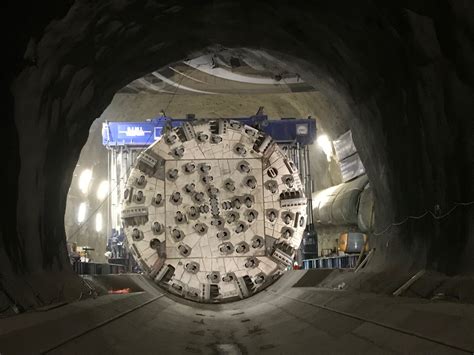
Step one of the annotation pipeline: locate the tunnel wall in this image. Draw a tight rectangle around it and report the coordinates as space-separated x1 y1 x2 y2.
2 0 473 309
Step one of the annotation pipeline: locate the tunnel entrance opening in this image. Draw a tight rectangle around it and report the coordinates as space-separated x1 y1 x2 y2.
64 47 360 303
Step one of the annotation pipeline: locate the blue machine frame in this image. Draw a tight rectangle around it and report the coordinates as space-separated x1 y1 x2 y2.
102 115 316 147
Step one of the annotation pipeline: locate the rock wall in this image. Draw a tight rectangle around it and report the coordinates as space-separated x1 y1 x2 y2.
2 0 473 309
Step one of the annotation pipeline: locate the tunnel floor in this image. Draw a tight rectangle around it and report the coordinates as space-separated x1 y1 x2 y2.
1 271 473 354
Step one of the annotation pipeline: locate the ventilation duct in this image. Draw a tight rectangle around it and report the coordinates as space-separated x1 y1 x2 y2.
312 175 369 225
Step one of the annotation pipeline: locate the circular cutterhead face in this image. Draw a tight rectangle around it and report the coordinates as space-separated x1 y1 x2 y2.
121 120 307 303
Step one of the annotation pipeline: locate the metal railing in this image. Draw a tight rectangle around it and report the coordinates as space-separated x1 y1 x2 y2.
302 254 359 270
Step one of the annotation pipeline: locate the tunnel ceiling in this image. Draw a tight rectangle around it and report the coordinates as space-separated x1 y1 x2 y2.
122 119 307 302
2 0 473 309
120 48 315 95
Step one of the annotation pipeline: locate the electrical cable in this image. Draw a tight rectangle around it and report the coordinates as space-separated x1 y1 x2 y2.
162 63 199 115
372 201 474 236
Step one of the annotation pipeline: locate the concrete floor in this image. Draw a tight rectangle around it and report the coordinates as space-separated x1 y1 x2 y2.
1 271 473 354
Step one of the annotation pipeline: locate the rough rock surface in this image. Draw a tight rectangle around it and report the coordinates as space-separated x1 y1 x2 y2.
1 0 473 309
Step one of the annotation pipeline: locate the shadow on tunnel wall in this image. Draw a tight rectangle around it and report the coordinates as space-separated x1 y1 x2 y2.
1 0 473 310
